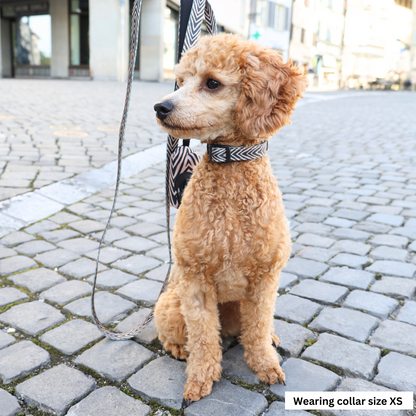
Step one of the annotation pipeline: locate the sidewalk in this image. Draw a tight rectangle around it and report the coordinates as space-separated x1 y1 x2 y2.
1 83 416 415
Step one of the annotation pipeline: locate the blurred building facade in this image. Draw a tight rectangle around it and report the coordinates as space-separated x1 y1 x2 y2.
0 0 415 88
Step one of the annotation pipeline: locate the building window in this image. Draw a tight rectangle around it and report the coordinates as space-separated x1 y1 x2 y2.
268 3 288 31
256 0 269 27
69 0 89 67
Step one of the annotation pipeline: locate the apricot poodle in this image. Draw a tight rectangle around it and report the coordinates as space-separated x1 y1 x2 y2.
153 34 308 402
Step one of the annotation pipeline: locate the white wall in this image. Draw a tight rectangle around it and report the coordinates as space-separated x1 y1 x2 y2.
139 0 166 81
89 0 129 81
50 0 69 78
0 18 12 78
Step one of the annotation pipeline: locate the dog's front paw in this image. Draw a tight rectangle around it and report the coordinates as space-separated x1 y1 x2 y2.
246 346 285 385
164 340 189 360
183 361 222 402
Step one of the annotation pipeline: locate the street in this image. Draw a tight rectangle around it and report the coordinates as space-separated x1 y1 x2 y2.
0 80 416 415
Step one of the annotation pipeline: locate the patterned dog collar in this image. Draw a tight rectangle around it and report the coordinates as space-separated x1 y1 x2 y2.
207 141 268 163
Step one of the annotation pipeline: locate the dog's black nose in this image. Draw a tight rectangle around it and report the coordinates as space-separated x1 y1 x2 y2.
154 101 174 121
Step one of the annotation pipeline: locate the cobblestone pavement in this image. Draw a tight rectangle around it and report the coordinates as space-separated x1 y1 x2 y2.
1 85 416 416
0 79 172 201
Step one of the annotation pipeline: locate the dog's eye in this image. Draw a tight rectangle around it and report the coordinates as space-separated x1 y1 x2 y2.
206 79 221 90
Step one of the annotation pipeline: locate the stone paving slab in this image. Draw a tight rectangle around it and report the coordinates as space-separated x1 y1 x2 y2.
116 278 163 304
185 378 268 416
0 231 36 247
0 244 17 259
366 260 416 278
370 276 416 299
128 356 187 410
58 257 108 279
309 307 379 342
63 291 135 324
302 333 380 379
112 254 162 275
66 386 151 416
115 308 158 344
0 389 21 416
40 319 103 355
39 229 80 243
0 301 65 335
0 330 15 350
0 287 28 308
75 338 155 382
283 258 329 279
34 248 80 268
373 352 416 397
395 300 416 326
369 234 409 248
14 240 56 256
274 294 323 325
273 319 315 357
7 268 66 292
319 267 375 290
0 255 37 276
57 237 99 254
289 279 349 305
322 378 407 416
87 268 138 288
269 358 340 400
15 364 96 416
342 290 399 319
370 320 416 356
40 280 91 305
0 341 50 383
266 401 312 416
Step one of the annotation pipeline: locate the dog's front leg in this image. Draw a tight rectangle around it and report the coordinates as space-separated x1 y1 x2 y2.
240 276 285 385
179 277 222 402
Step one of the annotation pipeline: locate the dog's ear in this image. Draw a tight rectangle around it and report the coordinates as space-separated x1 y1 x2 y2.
235 49 308 138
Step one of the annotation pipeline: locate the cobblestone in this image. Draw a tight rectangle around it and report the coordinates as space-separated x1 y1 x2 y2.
7 268 66 292
116 278 163 304
396 301 416 326
40 280 91 305
373 352 416 396
302 333 380 379
289 279 348 304
366 260 416 278
40 319 103 355
35 248 80 268
0 388 21 416
2 88 416 413
343 290 399 319
15 364 96 416
320 267 375 290
329 253 370 269
0 341 50 383
128 356 187 410
308 307 379 342
64 291 135 324
269 358 340 400
66 386 151 416
370 276 416 299
283 258 329 279
75 338 155 382
185 378 267 416
0 255 37 276
0 287 28 308
370 320 416 356
0 330 15 350
266 401 311 416
274 294 323 324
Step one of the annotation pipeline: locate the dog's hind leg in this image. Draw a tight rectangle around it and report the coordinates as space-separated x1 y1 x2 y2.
154 283 189 359
240 273 285 385
219 301 241 337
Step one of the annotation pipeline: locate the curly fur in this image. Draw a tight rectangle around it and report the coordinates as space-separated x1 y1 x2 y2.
153 34 308 402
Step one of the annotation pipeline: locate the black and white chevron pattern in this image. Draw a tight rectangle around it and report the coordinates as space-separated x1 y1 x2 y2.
168 0 217 208
208 141 268 164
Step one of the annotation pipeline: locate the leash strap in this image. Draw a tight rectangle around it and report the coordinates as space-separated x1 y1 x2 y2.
91 0 216 340
207 141 268 163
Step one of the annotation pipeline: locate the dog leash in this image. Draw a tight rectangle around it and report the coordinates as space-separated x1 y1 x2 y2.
91 0 216 340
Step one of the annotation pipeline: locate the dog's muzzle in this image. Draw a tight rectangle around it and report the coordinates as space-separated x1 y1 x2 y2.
154 101 174 121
